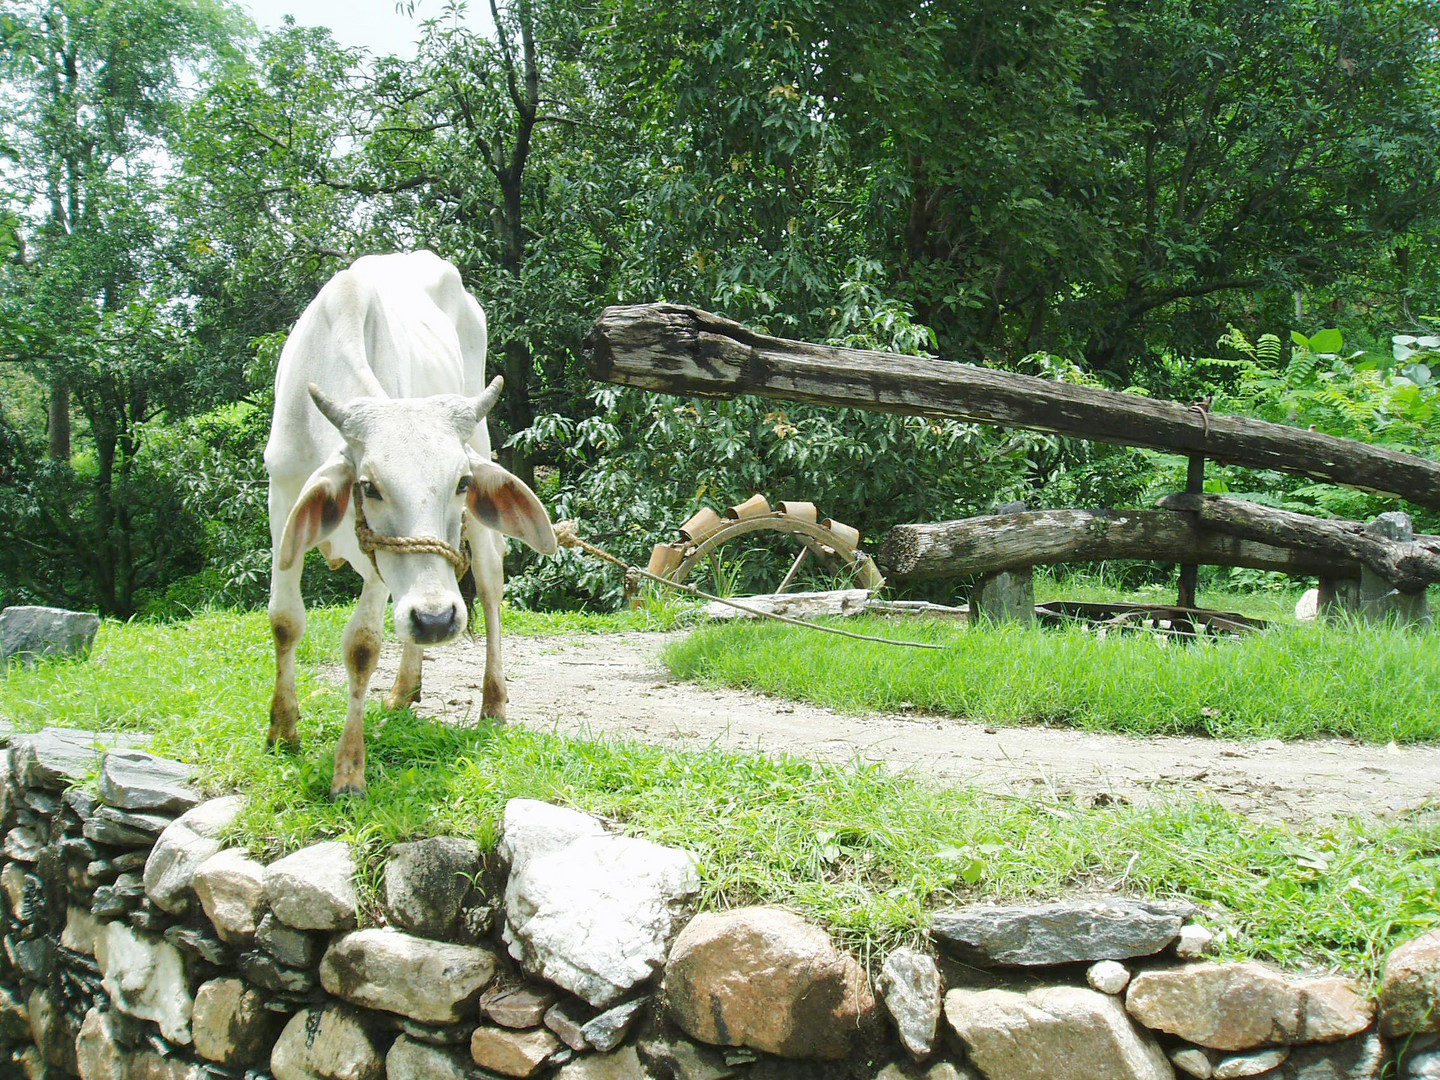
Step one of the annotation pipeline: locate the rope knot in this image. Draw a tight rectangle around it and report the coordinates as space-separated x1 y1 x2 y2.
554 519 583 550
353 486 469 577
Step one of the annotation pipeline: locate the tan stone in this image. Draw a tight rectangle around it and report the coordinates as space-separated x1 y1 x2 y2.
470 1025 560 1078
1126 962 1308 1050
1380 928 1440 1036
1295 975 1374 1042
76 1008 124 1080
481 982 557 1028
663 906 876 1060
193 978 277 1067
320 928 496 1024
945 985 1171 1080
271 1006 384 1080
192 848 268 945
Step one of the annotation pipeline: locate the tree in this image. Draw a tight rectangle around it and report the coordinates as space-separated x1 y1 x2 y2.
0 0 247 614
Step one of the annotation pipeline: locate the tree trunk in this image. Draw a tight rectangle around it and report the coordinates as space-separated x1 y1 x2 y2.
877 508 1359 581
587 303 1440 510
47 385 70 460
1159 494 1440 593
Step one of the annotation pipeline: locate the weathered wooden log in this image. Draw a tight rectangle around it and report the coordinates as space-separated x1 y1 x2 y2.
586 303 1440 509
876 509 1360 581
1159 494 1440 593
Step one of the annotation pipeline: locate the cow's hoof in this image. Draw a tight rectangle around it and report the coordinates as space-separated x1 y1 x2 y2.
265 734 302 755
383 687 421 710
479 710 507 728
329 784 365 801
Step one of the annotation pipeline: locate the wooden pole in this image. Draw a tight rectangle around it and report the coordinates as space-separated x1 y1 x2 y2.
877 509 1360 582
1159 494 1440 592
1175 455 1206 610
587 304 1440 509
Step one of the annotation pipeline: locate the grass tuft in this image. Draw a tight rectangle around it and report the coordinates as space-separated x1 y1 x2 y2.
663 616 1440 743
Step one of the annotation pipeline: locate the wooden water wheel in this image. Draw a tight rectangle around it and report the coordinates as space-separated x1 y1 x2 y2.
644 495 885 594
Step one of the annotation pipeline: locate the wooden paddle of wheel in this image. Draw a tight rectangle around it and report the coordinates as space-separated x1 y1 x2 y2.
643 495 886 597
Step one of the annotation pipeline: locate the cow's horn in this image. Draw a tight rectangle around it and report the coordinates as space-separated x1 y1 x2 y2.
471 375 504 420
308 384 349 431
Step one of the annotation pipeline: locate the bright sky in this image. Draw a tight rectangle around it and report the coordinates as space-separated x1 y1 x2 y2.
239 0 493 58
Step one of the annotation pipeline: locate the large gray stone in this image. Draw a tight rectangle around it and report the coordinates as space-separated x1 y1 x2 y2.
271 1006 384 1080
98 749 200 814
383 836 481 939
664 906 877 1061
193 977 278 1067
878 947 943 1059
504 821 700 1007
192 847 267 944
386 1035 474 1080
10 728 114 790
319 927 497 1024
94 920 193 1044
1126 963 1374 1051
1 605 99 665
931 898 1191 966
498 798 607 870
1381 929 1440 1036
944 985 1172 1080
265 840 357 930
143 795 245 914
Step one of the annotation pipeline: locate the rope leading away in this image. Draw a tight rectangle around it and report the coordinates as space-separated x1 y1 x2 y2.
553 520 945 651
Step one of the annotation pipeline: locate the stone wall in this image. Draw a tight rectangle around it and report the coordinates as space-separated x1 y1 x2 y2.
0 726 1437 1080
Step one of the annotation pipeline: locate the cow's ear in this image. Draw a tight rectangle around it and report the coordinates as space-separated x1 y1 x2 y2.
465 454 557 555
278 455 356 571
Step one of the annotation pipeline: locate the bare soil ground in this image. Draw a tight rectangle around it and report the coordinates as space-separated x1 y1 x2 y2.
369 631 1440 825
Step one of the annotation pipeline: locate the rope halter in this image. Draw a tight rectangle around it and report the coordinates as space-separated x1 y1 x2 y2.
353 484 470 578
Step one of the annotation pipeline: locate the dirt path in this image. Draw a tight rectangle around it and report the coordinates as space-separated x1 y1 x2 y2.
370 631 1440 825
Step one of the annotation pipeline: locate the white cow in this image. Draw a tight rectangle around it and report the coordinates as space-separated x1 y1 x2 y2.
264 251 556 797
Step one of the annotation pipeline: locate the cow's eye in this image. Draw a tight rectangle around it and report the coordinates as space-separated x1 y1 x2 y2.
362 481 382 502
456 475 472 495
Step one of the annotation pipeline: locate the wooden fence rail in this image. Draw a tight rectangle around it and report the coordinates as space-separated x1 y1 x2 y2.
586 303 1440 510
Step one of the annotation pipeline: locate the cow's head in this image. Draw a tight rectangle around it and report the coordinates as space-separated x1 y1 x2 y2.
278 376 556 646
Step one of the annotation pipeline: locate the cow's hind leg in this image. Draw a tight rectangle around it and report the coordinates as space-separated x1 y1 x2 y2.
384 644 424 709
268 499 305 753
471 524 508 722
332 576 389 798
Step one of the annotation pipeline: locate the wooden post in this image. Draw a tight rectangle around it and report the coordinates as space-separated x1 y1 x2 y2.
1176 455 1206 611
1360 513 1433 626
972 501 1035 625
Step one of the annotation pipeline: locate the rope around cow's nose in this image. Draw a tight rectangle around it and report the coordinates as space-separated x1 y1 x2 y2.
353 487 470 576
553 519 944 650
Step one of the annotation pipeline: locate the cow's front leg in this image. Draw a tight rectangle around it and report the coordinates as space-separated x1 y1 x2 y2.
267 529 305 753
471 524 508 722
333 577 388 798
384 644 424 709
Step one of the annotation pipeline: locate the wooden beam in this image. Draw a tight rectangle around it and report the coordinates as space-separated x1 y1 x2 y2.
876 509 1358 581
586 303 1440 509
1159 494 1440 592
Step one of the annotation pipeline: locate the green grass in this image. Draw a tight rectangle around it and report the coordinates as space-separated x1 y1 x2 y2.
663 616 1440 743
2 606 1438 978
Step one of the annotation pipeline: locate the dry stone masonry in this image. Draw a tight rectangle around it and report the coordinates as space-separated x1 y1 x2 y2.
0 727 1436 1080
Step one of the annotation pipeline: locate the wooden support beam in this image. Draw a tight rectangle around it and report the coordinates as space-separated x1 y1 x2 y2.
1159 494 1440 593
586 303 1440 509
877 509 1358 582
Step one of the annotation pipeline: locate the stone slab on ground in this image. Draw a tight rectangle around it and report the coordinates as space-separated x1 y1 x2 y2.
930 898 1192 966
98 749 200 814
1 605 99 665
